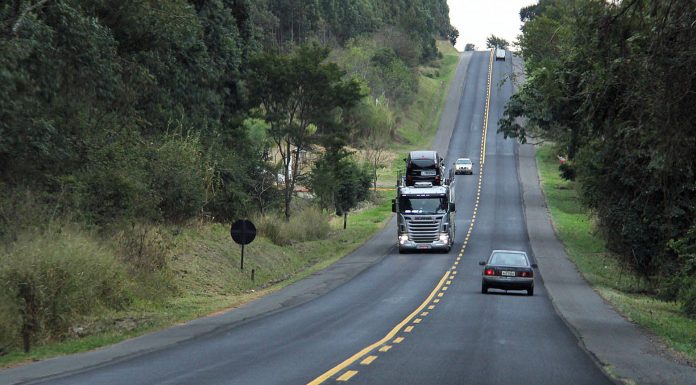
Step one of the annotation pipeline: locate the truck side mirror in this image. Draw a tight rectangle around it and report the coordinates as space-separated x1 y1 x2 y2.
391 199 396 213
449 202 456 212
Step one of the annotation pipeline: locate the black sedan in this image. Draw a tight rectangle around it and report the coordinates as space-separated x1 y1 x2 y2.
479 250 537 296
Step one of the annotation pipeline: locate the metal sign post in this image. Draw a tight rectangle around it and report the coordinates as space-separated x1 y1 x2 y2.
230 219 256 270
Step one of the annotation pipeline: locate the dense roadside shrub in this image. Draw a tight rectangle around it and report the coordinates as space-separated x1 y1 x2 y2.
113 224 171 273
0 187 56 243
309 151 372 219
0 227 131 349
148 133 207 222
76 130 158 226
668 227 696 317
680 278 696 319
256 207 330 246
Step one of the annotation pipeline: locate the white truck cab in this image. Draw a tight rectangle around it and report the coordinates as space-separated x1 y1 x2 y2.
392 179 456 253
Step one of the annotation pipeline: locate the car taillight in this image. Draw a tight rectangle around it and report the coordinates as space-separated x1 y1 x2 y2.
519 271 533 278
484 268 495 276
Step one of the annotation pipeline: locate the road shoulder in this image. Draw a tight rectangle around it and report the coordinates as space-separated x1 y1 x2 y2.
518 142 696 385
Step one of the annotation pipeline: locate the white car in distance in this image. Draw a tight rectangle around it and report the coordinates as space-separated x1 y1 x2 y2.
454 158 473 175
495 48 506 61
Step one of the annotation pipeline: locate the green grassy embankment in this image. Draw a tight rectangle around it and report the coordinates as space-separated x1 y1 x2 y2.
0 42 461 368
0 195 392 367
376 40 460 186
536 145 696 362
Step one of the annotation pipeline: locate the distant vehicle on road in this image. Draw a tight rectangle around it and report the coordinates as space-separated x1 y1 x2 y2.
480 250 537 295
454 158 473 175
495 48 506 61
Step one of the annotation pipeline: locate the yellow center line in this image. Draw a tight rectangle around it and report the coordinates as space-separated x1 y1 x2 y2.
360 356 377 365
421 311 429 316
428 305 435 310
413 318 422 324
336 371 358 382
306 270 451 384
393 337 405 344
306 50 495 385
379 345 392 352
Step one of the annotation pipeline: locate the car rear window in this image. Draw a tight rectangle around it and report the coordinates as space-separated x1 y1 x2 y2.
490 252 528 266
410 159 437 168
456 159 471 164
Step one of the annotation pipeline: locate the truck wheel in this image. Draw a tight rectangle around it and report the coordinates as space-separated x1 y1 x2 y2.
527 287 534 296
481 284 488 294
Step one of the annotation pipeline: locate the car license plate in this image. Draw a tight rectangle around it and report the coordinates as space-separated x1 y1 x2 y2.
501 271 516 277
421 170 436 176
417 244 431 249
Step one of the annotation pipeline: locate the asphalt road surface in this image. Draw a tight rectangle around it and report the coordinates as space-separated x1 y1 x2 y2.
18 51 612 385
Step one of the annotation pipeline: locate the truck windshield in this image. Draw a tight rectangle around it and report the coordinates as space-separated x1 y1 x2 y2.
399 197 448 214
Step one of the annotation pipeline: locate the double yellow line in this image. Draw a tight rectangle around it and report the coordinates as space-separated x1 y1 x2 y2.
306 49 495 385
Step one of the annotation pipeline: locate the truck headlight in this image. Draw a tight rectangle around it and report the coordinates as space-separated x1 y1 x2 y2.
439 234 449 242
399 235 409 243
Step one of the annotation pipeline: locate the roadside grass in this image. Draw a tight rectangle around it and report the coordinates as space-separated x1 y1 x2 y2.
0 192 392 367
395 41 460 149
536 145 696 362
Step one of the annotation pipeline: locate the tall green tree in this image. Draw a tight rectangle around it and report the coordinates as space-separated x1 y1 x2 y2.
247 44 362 220
486 34 509 49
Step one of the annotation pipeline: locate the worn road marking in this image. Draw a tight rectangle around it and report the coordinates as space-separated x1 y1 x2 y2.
379 345 392 352
393 337 404 344
361 356 377 365
405 326 414 333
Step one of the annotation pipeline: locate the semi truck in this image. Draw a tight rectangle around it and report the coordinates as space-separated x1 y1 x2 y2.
392 166 455 253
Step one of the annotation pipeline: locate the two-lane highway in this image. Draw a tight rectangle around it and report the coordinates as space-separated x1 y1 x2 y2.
334 50 612 385
14 51 612 385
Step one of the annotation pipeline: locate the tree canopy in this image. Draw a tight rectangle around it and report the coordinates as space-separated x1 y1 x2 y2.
486 34 509 49
500 0 696 313
0 0 454 228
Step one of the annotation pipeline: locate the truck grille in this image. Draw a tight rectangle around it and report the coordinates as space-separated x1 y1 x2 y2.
407 217 441 243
